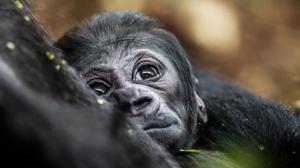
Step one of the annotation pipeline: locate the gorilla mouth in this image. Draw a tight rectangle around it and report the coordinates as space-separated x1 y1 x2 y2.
143 122 173 131
143 108 179 131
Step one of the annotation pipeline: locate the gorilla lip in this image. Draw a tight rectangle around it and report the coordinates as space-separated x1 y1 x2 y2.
143 122 173 131
143 108 177 131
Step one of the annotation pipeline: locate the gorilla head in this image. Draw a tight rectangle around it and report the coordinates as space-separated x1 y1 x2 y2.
56 12 206 153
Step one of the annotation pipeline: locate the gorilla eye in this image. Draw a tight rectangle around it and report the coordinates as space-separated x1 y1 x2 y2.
136 65 160 81
140 65 158 79
88 80 111 96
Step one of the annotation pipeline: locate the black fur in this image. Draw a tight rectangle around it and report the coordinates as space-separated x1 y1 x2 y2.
57 11 300 168
0 1 178 168
0 1 299 168
194 70 300 168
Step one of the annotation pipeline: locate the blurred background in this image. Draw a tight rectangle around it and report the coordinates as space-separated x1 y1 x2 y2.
30 0 300 109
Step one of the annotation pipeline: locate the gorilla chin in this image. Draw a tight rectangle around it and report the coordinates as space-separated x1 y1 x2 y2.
143 109 187 151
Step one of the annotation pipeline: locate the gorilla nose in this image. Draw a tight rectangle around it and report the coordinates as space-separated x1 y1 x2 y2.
113 87 154 116
132 96 152 108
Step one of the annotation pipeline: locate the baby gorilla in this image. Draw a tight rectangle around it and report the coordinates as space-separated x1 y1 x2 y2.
57 12 300 168
56 12 206 153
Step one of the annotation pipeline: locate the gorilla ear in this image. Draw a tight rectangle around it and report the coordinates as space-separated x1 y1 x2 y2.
194 91 207 123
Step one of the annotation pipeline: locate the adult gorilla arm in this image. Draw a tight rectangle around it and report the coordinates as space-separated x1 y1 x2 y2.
0 1 178 168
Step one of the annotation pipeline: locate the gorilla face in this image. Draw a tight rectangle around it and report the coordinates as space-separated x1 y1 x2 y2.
56 12 206 153
79 46 189 151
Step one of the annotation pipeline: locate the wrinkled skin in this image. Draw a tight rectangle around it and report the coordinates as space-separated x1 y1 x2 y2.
81 48 187 148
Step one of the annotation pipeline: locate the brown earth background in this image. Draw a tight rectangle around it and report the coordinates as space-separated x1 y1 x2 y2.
29 0 300 110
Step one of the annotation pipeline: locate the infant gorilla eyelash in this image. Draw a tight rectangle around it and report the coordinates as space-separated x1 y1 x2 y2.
134 62 162 81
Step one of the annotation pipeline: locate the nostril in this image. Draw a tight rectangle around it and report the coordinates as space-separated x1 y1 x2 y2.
133 97 152 108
